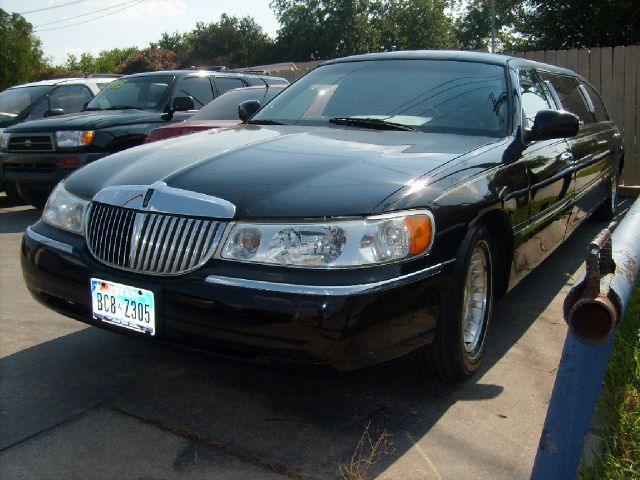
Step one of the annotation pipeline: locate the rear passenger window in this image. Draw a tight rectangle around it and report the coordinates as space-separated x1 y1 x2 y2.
518 69 553 130
538 73 595 124
582 83 609 122
214 77 246 96
173 77 214 108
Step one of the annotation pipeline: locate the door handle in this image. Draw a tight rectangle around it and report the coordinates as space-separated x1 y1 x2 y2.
560 152 574 161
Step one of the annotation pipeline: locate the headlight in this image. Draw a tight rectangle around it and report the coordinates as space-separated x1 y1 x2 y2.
221 210 434 267
55 130 94 148
42 183 89 234
0 131 9 150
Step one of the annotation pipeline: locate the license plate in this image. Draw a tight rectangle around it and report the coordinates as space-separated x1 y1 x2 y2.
90 278 155 336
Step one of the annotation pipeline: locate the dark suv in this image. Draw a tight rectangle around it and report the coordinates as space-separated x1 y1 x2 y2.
0 70 288 207
0 76 119 200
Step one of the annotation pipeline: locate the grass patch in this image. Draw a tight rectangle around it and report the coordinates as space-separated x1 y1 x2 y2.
581 283 640 479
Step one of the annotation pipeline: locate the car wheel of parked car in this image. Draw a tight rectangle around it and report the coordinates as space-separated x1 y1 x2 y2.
3 181 25 205
16 183 49 209
594 171 618 221
416 223 494 382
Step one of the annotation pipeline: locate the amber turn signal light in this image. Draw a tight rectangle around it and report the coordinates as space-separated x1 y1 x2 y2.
404 215 433 255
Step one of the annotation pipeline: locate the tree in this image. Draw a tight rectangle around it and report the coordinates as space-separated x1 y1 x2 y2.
270 0 457 62
374 0 458 51
115 48 180 74
0 9 46 90
520 0 640 49
454 0 524 51
185 14 275 68
65 47 139 75
455 0 640 51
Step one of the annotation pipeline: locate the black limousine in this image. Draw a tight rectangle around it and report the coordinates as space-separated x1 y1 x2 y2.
21 51 623 381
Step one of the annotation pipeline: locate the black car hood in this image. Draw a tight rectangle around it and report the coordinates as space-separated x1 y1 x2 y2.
66 125 500 218
6 110 165 132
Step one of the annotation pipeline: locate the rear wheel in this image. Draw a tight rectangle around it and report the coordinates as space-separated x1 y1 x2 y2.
16 183 50 209
416 223 494 382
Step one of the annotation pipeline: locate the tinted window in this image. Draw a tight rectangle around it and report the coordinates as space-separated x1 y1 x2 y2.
191 87 285 121
539 73 594 124
49 85 93 113
253 60 509 137
173 77 214 108
87 75 174 110
519 69 553 129
214 77 246 96
0 86 52 118
582 83 609 122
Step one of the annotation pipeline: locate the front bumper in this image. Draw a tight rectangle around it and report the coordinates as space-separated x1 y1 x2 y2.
1 151 106 185
21 222 454 371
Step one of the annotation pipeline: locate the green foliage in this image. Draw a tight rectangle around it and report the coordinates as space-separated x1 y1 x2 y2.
0 9 47 90
115 48 180 74
65 47 139 75
454 0 640 52
581 284 640 478
271 0 458 61
185 14 274 68
519 0 640 50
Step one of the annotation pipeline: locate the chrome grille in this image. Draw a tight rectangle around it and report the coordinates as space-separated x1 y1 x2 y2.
86 203 225 275
8 135 54 152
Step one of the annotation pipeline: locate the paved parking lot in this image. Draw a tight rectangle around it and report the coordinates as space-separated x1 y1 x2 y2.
0 193 620 479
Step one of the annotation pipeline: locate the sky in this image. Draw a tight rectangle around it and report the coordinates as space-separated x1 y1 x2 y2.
1 0 281 65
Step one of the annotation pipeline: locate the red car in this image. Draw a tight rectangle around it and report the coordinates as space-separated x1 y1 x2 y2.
145 84 287 142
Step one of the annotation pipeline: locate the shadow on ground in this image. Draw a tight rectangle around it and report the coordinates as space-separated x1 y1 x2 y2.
0 200 630 479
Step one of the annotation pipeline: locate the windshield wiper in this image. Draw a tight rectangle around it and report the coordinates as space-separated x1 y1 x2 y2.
83 106 142 111
249 119 286 125
329 117 418 131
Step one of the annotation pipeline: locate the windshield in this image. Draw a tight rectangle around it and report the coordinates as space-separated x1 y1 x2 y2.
191 86 284 121
252 60 509 137
0 86 53 117
86 75 174 110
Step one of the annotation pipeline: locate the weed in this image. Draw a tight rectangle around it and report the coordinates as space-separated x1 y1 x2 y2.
339 421 395 480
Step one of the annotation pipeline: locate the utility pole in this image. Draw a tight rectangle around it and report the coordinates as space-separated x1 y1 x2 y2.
490 0 496 53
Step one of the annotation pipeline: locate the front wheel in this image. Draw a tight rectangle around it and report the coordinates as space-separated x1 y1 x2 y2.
16 183 50 209
416 223 494 382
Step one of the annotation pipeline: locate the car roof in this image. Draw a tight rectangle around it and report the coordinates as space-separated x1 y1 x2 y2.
8 77 119 89
122 70 281 79
225 84 288 92
323 50 577 76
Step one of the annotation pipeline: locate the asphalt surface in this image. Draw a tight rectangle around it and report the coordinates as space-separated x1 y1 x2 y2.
0 193 623 479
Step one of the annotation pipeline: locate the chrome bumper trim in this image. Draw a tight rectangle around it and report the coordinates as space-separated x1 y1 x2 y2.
25 226 74 254
205 260 454 296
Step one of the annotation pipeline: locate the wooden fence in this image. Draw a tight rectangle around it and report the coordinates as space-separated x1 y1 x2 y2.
253 45 640 186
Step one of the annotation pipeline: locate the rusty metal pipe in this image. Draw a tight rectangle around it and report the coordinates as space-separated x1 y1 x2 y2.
564 198 640 343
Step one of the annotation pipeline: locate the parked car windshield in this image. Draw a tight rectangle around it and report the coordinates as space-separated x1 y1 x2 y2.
0 86 53 118
191 86 285 121
86 75 174 110
252 60 509 137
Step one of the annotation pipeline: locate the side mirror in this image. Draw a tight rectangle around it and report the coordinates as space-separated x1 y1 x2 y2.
525 109 579 142
172 96 195 112
44 108 65 118
238 100 261 123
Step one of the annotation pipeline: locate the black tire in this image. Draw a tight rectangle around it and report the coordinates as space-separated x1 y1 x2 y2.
16 183 50 209
593 171 618 221
3 181 25 205
416 223 494 382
